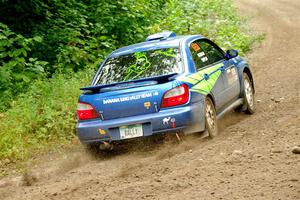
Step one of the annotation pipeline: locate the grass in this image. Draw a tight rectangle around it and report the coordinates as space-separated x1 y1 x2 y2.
0 68 94 162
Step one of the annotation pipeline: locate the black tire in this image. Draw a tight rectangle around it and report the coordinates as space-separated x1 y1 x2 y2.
243 73 255 114
205 97 218 138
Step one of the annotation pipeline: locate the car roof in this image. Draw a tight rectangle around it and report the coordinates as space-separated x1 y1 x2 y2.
110 35 205 57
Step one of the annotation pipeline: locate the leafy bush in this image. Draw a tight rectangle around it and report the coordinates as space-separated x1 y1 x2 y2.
0 23 48 111
0 0 167 112
0 68 94 160
1 0 167 73
150 0 258 54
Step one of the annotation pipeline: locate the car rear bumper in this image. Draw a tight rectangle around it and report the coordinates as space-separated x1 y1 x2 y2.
76 102 205 144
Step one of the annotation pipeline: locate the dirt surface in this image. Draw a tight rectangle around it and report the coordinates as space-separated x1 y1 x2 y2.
1 0 300 199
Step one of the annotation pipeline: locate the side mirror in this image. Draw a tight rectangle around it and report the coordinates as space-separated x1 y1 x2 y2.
225 49 238 59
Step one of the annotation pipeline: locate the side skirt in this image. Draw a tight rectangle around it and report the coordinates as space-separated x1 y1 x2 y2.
216 98 243 120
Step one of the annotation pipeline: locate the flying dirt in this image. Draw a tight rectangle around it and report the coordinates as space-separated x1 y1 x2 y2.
0 0 299 199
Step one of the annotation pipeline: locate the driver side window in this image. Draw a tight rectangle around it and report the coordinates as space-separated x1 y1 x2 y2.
190 39 224 71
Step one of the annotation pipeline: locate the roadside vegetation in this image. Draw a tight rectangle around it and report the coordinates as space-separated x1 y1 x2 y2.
0 0 261 163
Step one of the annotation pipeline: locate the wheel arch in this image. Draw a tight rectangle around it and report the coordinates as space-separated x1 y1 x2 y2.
237 63 255 97
204 93 218 138
243 67 255 94
206 93 216 107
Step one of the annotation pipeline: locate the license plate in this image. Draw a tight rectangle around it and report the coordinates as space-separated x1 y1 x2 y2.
119 124 143 139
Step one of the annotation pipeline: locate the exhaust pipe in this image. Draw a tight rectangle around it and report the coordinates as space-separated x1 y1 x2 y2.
99 141 113 151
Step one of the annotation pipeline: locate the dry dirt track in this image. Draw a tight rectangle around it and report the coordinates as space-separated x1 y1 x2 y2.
1 0 300 199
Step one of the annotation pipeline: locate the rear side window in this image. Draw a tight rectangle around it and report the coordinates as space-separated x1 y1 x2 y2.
95 48 182 85
190 40 224 70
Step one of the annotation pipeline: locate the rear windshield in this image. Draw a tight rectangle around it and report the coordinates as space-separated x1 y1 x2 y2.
95 48 182 85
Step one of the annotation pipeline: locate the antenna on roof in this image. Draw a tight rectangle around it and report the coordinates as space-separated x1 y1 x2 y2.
145 31 176 41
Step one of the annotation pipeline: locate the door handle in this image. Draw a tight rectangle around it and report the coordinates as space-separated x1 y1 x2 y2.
220 66 225 72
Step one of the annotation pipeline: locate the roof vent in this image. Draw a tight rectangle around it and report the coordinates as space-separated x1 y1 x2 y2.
145 31 176 41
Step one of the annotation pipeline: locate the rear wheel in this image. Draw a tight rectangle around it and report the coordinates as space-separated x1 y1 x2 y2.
243 73 255 114
205 97 218 138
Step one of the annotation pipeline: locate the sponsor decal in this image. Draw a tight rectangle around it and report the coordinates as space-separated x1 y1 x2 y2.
153 91 159 96
197 52 205 58
182 63 223 95
103 91 158 104
162 117 176 128
98 129 106 135
163 117 171 125
226 67 238 85
191 43 201 51
201 56 208 63
171 118 176 128
144 101 151 109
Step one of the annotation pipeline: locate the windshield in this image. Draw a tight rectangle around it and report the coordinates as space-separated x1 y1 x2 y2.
95 48 182 85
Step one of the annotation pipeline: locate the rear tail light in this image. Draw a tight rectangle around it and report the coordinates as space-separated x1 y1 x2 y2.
77 102 100 120
161 84 189 108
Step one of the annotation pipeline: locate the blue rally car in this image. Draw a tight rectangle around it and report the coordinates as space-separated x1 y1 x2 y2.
76 31 255 151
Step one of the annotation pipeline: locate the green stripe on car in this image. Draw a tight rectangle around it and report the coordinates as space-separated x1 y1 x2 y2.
182 63 223 95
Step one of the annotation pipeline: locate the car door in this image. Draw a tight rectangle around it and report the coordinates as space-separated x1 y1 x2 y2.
189 39 228 111
223 58 240 103
199 39 240 107
200 39 240 107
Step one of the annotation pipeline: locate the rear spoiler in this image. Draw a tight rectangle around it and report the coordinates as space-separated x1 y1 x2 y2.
80 73 178 92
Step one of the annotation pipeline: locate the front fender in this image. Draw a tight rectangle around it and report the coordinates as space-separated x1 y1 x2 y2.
236 59 254 98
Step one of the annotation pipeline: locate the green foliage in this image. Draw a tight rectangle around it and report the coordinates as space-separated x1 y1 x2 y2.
0 0 49 36
124 52 151 81
124 49 177 81
150 0 258 54
0 68 94 160
0 0 167 112
0 23 48 111
20 0 166 73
